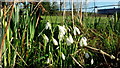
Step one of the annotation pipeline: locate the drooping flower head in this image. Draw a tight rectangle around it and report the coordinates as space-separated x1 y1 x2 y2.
45 21 51 30
61 52 65 60
66 34 74 45
73 26 80 36
52 37 58 45
91 58 94 65
43 34 49 43
80 37 87 46
58 25 67 41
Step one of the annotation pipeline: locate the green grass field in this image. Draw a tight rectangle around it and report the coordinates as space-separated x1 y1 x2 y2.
42 16 63 23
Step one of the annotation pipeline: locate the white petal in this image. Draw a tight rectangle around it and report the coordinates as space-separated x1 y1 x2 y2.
43 34 49 43
79 39 83 47
66 35 74 45
91 59 94 65
83 37 87 41
45 22 51 30
81 37 87 46
73 29 77 35
56 47 59 50
83 40 87 46
69 35 74 43
58 25 67 41
73 26 80 35
53 38 58 45
85 53 90 59
47 58 50 64
58 25 66 35
62 53 65 60
76 27 80 34
59 33 64 41
66 38 71 45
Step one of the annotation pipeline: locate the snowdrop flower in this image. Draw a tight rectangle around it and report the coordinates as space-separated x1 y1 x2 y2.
73 26 80 35
43 34 49 43
58 25 67 35
80 37 87 46
47 58 50 64
58 25 67 41
66 34 74 45
91 58 94 65
61 52 65 60
85 53 90 59
52 37 58 45
45 21 51 30
46 57 53 64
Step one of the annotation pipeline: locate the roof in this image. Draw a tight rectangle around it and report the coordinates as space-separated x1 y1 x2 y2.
97 8 120 15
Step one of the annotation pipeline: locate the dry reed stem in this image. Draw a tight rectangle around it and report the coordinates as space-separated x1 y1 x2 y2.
30 0 44 16
80 1 83 26
35 14 40 28
70 54 84 68
63 0 66 22
72 0 74 25
84 46 119 60
0 4 14 65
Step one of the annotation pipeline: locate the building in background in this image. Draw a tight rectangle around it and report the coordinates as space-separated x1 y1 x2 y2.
97 1 120 15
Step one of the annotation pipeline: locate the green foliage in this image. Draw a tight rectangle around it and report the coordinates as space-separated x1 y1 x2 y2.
0 3 120 68
42 2 58 15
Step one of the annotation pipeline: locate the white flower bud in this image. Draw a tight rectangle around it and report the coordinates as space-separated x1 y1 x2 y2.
43 34 49 43
45 21 51 30
62 52 65 60
47 58 50 64
80 37 87 46
73 26 80 35
52 38 58 45
66 34 74 45
58 25 67 41
91 58 94 65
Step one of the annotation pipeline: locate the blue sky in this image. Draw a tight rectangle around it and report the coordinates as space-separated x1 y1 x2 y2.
51 0 119 2
54 0 120 12
87 2 118 12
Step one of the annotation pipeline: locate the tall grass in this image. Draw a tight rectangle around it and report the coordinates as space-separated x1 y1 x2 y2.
0 3 120 68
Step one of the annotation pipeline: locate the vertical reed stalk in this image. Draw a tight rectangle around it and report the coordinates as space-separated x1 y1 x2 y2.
0 4 14 66
80 1 83 26
63 0 66 22
72 0 74 25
